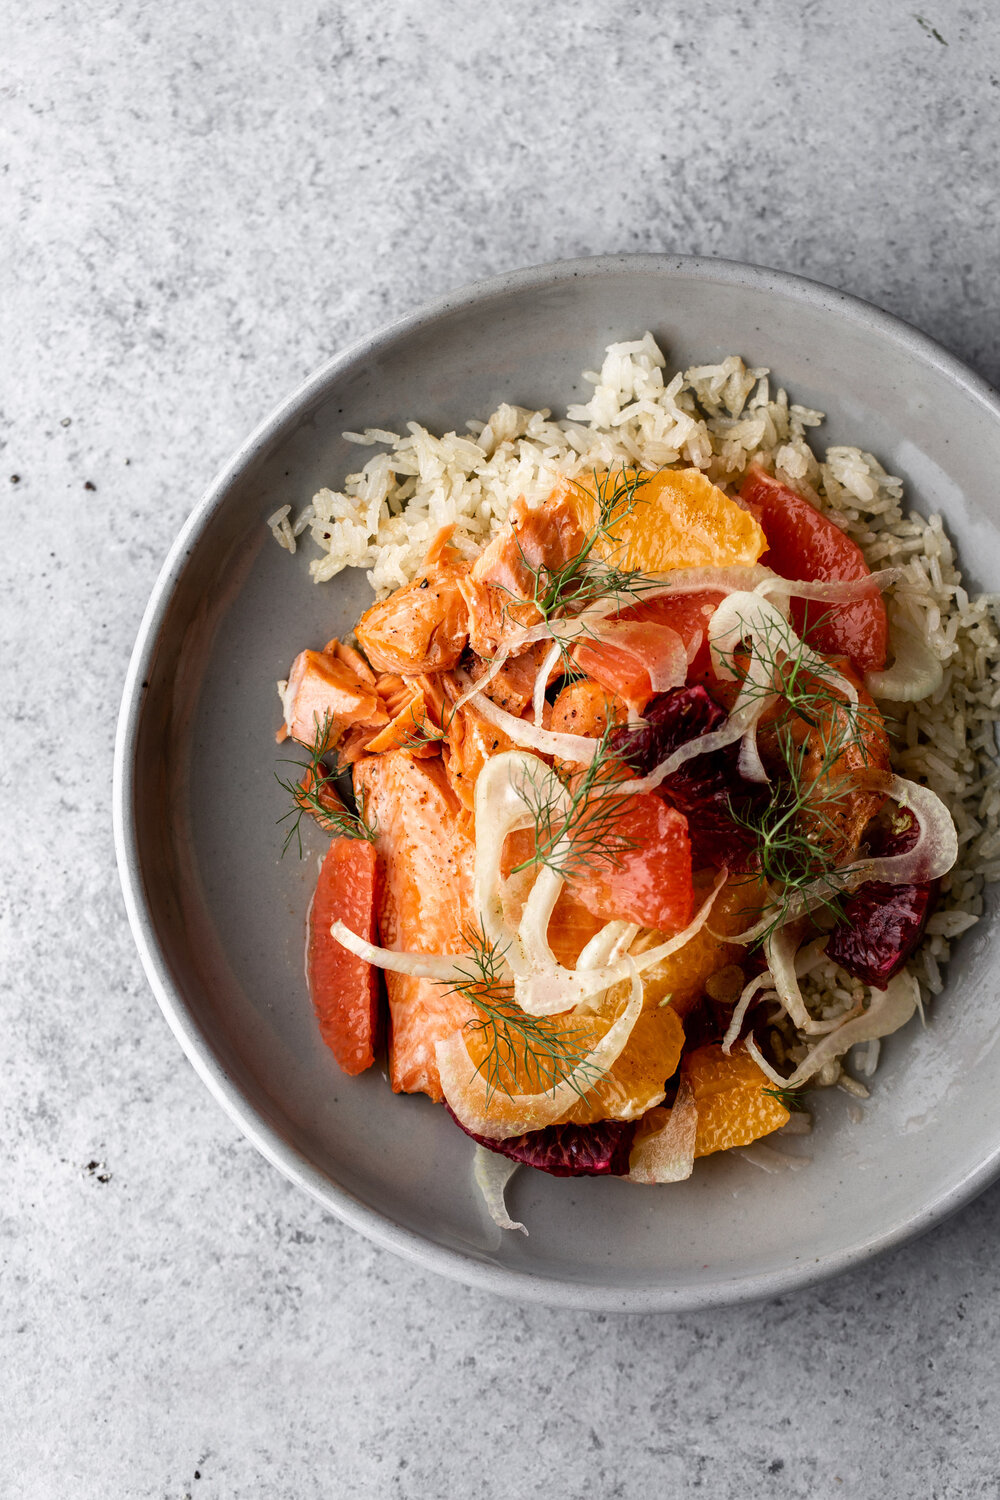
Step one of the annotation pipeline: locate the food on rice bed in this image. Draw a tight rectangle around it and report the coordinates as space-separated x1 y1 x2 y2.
269 334 1000 1227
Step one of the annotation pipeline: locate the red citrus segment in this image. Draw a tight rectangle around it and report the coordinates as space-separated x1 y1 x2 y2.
740 466 887 674
308 837 382 1075
567 793 693 933
617 590 728 692
572 620 688 711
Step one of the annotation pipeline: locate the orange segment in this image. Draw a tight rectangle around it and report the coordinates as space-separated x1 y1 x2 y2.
636 873 767 1019
562 467 766 573
459 996 686 1129
683 1043 790 1157
562 1004 685 1125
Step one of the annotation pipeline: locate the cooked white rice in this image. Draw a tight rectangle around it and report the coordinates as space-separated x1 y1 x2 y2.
271 333 1000 1083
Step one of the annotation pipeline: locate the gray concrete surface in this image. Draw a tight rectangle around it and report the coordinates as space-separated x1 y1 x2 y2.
4 2 1000 1496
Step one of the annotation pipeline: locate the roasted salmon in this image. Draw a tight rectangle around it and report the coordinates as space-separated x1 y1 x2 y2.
460 494 587 656
280 647 388 750
356 562 470 675
353 750 476 1099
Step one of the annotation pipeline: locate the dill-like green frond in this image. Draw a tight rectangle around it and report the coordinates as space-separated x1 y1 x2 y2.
394 701 450 754
505 464 661 634
723 609 887 942
508 729 638 882
762 1084 809 1113
275 711 377 856
446 923 603 1109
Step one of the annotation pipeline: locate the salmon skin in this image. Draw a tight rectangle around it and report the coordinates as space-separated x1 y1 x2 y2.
353 750 476 1100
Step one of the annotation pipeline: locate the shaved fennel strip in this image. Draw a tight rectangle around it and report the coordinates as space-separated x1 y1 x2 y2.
727 774 959 945
737 717 770 783
473 1148 527 1235
460 677 601 763
615 681 770 796
329 922 466 980
473 751 542 951
516 863 569 994
576 921 639 972
764 924 816 1034
722 972 775 1055
709 590 859 707
475 752 610 1015
866 619 944 702
625 1076 698 1184
754 567 901 603
745 970 919 1089
628 868 729 974
762 925 849 1036
534 639 563 726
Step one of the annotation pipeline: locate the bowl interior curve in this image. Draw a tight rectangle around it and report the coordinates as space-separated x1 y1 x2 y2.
118 258 1000 1309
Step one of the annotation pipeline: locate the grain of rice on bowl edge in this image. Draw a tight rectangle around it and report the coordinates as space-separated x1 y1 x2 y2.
270 333 1000 1101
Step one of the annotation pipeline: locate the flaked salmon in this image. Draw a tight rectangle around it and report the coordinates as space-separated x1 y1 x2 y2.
444 703 519 811
549 679 622 741
467 642 551 717
356 561 470 674
460 494 586 656
280 647 388 750
353 750 476 1100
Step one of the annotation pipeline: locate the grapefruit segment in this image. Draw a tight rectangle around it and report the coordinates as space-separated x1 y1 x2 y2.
740 465 887 673
308 837 382 1075
566 794 693 933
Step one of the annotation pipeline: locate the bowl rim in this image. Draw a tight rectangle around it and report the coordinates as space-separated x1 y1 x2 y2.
113 252 1000 1312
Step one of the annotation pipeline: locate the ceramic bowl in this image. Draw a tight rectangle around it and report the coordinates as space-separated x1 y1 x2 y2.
114 255 1000 1311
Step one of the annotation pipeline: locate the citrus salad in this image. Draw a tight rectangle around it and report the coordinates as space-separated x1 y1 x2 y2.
271 339 998 1230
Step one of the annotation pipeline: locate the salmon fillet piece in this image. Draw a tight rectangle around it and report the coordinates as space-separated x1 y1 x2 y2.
460 493 586 656
443 703 519 810
466 642 551 717
353 751 476 1100
280 648 387 749
356 561 470 674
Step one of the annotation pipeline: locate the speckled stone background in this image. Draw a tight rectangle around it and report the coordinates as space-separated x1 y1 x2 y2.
4 2 1000 1496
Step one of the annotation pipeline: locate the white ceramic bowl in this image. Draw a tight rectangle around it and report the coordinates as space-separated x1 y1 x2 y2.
114 256 1000 1311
